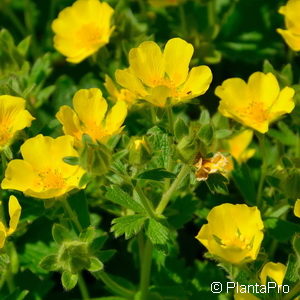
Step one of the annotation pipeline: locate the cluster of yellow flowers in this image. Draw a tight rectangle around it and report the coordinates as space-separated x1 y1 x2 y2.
0 0 298 271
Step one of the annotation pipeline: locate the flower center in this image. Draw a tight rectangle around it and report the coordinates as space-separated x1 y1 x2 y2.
38 169 66 190
220 231 252 251
0 125 12 147
77 23 101 47
237 101 268 124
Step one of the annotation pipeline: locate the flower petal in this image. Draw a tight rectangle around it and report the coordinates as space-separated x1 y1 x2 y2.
269 86 295 122
115 68 148 97
7 195 21 236
163 38 194 86
277 29 300 51
129 41 164 87
56 105 82 140
248 72 280 109
181 66 213 99
1 160 39 192
104 100 127 134
73 88 108 127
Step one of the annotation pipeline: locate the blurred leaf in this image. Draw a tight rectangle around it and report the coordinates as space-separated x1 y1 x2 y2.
231 161 256 205
206 173 228 195
61 271 78 291
264 218 300 242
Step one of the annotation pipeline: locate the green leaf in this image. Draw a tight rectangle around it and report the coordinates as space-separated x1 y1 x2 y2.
283 254 299 287
168 195 197 229
231 161 256 205
106 186 145 213
145 218 169 253
137 168 176 181
79 226 96 243
264 218 300 242
199 109 210 125
111 214 147 239
198 124 214 145
17 36 31 56
3 289 29 300
206 173 229 195
263 60 275 73
88 257 104 272
61 271 78 291
52 224 74 244
39 254 59 271
215 129 232 139
63 156 79 166
19 241 57 275
67 191 90 229
174 118 189 140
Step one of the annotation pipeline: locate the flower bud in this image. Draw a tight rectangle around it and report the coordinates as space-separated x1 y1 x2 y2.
80 141 111 176
128 137 151 165
57 241 90 274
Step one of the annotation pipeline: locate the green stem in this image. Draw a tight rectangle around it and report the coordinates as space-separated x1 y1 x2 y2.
166 106 174 136
78 273 90 300
155 164 190 215
94 271 135 298
135 185 156 219
256 133 267 208
5 268 15 293
207 0 216 28
62 197 83 233
139 240 153 300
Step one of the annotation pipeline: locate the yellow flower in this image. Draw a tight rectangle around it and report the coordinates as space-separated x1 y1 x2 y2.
115 38 212 107
56 88 127 146
196 203 264 264
148 0 184 7
195 152 231 181
294 199 300 217
1 135 85 199
0 195 21 248
260 262 286 286
277 0 300 51
104 75 137 107
52 0 114 63
0 95 34 149
215 72 295 133
227 130 256 164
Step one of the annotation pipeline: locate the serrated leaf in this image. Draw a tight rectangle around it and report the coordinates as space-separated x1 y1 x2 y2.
61 271 78 291
137 168 176 181
88 257 104 272
111 214 147 239
145 218 169 253
206 173 229 195
106 186 145 213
